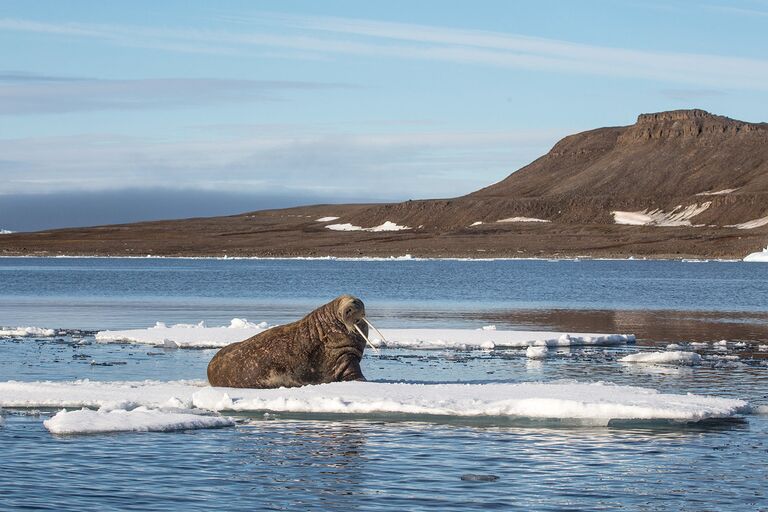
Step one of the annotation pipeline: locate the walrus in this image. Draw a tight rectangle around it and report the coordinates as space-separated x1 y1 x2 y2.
207 295 382 388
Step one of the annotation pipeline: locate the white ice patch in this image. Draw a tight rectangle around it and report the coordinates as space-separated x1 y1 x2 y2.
0 229 14 234
43 406 234 434
0 326 56 337
325 223 363 231
612 202 711 227
690 342 709 349
727 215 768 230
744 246 768 262
370 330 635 350
95 319 270 348
526 346 548 360
695 188 738 196
94 324 635 351
469 221 483 226
315 216 340 222
0 380 748 424
619 351 702 365
497 217 551 223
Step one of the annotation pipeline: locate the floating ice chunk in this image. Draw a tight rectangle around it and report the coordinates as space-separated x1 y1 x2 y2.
191 381 747 423
315 216 340 222
0 326 56 337
666 343 683 350
370 329 635 350
526 346 548 360
95 325 634 351
744 246 768 262
734 342 747 349
619 351 702 365
0 379 209 409
759 345 768 351
612 202 711 227
43 406 234 434
690 342 709 349
481 325 496 331
497 217 550 223
95 318 270 348
1 380 749 424
714 340 729 351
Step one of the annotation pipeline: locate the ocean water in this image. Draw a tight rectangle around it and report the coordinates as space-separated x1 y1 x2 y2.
1 258 767 511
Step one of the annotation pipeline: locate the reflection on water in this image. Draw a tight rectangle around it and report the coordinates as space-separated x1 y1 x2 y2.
2 258 768 510
1 415 765 511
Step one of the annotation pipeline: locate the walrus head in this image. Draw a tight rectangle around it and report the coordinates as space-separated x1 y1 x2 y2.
335 294 383 353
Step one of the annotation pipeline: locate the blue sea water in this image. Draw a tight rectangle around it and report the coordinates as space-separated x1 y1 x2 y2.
1 258 767 511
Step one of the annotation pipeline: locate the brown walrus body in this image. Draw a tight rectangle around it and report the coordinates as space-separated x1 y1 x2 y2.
207 295 369 388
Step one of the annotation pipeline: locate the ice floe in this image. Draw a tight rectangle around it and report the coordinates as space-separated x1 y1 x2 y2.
744 246 768 262
0 326 56 337
94 323 635 350
370 330 635 350
96 319 269 348
497 217 551 223
315 216 340 222
0 380 748 424
612 202 711 227
43 406 235 434
325 221 411 232
619 351 702 365
525 346 548 360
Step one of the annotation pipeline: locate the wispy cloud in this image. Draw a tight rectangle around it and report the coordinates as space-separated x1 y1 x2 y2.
0 128 563 197
2 14 767 90
0 72 348 114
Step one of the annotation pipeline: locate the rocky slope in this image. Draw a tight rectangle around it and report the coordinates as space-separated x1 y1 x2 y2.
2 109 767 259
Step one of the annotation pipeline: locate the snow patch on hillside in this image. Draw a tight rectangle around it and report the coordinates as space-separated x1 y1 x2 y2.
612 202 711 227
728 215 768 230
326 221 411 232
695 188 738 196
497 217 551 223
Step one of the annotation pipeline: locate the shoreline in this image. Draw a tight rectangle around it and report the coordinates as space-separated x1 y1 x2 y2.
0 253 751 262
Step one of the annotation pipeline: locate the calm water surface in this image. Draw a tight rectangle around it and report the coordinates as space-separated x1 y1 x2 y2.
1 258 767 511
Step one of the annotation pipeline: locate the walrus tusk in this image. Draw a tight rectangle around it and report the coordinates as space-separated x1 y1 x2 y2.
354 323 380 354
363 318 389 346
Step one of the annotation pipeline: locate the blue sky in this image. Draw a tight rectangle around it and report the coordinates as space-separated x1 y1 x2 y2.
2 0 767 229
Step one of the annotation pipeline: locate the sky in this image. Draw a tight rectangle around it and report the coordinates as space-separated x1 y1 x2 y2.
1 0 767 231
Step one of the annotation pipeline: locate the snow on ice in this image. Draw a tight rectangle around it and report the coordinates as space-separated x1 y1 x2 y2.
44 406 234 434
0 326 56 337
619 351 703 365
95 322 635 350
744 246 768 262
95 319 270 348
0 380 749 425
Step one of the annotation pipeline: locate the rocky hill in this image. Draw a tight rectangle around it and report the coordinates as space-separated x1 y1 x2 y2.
2 109 767 259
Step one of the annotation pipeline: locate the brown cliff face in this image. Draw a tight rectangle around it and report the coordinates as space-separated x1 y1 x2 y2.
346 109 768 228
2 110 767 259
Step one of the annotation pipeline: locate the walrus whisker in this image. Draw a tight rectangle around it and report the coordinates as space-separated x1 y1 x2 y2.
354 323 380 354
363 317 389 346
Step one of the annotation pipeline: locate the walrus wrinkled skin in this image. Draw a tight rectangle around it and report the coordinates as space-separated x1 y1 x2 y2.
207 295 369 388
